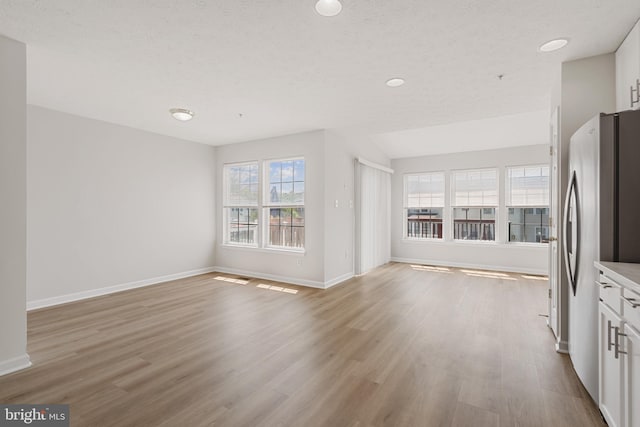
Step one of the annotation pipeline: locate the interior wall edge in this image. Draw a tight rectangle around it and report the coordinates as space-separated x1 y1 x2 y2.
0 354 31 377
213 266 327 289
26 267 217 311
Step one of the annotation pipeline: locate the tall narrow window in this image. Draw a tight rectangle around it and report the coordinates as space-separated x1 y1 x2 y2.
223 162 259 246
264 158 305 249
451 168 498 241
506 165 549 243
403 172 445 239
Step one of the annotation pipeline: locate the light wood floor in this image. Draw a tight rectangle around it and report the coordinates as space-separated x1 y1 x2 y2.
0 263 604 427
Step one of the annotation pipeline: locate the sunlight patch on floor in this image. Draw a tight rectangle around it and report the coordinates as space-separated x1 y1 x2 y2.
410 264 452 273
521 274 548 281
214 276 249 285
461 269 518 281
257 283 299 294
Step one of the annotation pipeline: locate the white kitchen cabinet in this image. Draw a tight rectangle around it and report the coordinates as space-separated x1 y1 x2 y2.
596 262 640 427
600 301 624 427
624 322 640 427
616 19 640 111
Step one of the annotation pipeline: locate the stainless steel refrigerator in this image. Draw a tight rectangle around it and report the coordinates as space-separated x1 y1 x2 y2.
564 109 640 401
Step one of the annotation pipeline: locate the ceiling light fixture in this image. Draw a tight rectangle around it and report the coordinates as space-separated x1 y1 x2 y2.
538 38 569 53
170 108 194 121
315 0 342 17
386 78 405 87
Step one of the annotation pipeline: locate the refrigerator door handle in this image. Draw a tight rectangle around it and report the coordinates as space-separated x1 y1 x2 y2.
563 171 579 295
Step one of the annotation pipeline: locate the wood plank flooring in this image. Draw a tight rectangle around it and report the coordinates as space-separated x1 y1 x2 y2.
0 263 604 427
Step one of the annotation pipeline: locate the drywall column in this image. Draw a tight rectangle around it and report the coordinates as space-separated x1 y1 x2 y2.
0 35 30 375
556 53 616 352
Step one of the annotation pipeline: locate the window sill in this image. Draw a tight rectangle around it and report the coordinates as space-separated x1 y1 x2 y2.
506 241 549 248
221 243 306 256
400 239 547 249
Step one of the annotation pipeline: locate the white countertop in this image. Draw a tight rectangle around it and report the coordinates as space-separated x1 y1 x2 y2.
595 261 640 294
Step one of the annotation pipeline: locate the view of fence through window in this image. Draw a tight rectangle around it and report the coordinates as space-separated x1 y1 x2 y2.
453 207 496 240
267 159 305 248
506 166 549 243
452 169 497 241
225 163 259 245
405 172 444 239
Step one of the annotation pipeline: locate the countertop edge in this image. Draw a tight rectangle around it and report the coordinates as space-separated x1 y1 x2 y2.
595 261 640 295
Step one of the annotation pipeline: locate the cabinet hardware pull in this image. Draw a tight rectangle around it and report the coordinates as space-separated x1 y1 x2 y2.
622 296 640 308
601 284 613 289
615 327 627 359
632 79 640 107
608 320 613 351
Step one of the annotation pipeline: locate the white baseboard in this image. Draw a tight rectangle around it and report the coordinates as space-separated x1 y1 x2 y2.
213 266 326 289
325 272 354 289
0 354 31 377
389 257 548 276
555 339 569 354
27 267 217 311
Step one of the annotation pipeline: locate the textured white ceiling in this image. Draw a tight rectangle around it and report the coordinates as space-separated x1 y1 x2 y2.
0 1 639 155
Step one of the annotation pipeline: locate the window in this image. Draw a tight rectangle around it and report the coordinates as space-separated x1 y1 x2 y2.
403 172 444 239
265 158 305 249
223 162 259 245
506 165 549 243
451 168 497 241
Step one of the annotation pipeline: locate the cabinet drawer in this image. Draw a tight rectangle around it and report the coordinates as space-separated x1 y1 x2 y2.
622 288 640 331
599 275 623 313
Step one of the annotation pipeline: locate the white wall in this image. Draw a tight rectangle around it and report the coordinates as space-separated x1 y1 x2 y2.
27 106 216 307
323 131 390 285
214 130 326 287
0 35 29 375
390 145 549 275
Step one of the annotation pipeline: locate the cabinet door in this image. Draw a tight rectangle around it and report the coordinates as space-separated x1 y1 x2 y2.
625 324 640 427
600 302 623 427
615 20 640 111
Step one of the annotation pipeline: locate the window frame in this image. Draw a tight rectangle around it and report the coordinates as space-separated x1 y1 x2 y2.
505 164 550 245
222 161 261 247
450 167 499 243
263 157 306 251
403 172 445 240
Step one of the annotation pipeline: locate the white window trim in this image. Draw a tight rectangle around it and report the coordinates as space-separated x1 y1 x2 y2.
222 161 260 247
505 164 550 245
263 156 306 251
402 172 446 240
450 167 499 243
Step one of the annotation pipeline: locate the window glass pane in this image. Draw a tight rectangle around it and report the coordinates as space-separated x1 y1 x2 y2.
270 161 281 184
293 181 305 203
225 163 258 206
507 166 549 206
452 207 496 241
227 208 258 245
266 159 304 206
404 172 445 208
268 208 305 248
281 161 294 182
452 169 498 206
281 182 294 203
406 208 443 239
508 207 549 243
294 160 305 181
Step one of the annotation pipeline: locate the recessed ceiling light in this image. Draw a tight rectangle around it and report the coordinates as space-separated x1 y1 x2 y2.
538 38 569 53
170 108 194 121
315 0 342 17
386 78 405 88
